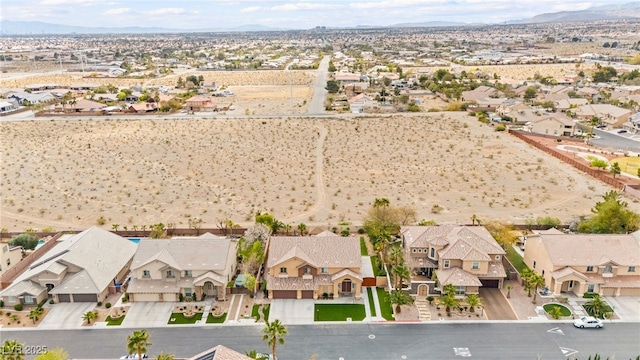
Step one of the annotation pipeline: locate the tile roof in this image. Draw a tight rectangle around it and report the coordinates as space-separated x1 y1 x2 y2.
601 275 640 288
535 232 640 266
437 267 482 287
402 225 504 262
551 267 590 282
267 236 361 269
189 345 253 360
266 274 333 291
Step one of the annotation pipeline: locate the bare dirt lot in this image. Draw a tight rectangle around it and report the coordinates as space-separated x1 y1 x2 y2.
2 113 635 232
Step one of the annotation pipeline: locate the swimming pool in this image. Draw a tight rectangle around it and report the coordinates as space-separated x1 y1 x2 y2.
128 238 141 244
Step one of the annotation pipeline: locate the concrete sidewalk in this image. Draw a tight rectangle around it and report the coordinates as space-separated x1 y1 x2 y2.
270 299 314 324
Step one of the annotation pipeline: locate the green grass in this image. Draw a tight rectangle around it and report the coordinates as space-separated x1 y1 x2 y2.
370 255 387 276
106 315 125 326
252 304 260 321
367 287 377 317
583 293 598 298
206 312 227 323
168 312 203 324
376 287 395 321
505 245 528 274
543 303 571 317
360 236 368 256
262 304 270 321
314 304 366 321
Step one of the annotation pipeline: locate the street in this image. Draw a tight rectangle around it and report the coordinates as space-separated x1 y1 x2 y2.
2 322 639 359
308 55 330 115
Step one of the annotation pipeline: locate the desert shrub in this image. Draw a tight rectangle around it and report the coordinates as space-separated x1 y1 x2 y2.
49 299 55 305
495 124 506 131
105 302 112 308
14 303 23 311
10 234 39 250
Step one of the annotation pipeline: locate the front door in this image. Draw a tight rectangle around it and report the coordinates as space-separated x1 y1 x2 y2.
341 279 352 293
568 280 574 290
417 284 428 296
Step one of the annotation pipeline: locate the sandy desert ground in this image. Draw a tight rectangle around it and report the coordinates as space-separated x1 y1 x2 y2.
1 112 635 232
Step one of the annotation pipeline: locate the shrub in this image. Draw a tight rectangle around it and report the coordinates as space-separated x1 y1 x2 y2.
14 303 23 311
105 302 112 308
38 298 47 308
179 293 185 302
10 234 40 250
0 300 4 308
583 293 597 298
49 299 55 305
97 302 102 307
495 124 506 131
426 296 434 304
357 228 365 234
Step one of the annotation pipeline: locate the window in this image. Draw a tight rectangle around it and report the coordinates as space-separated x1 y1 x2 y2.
586 266 594 272
184 270 192 277
142 270 150 278
24 296 34 304
533 260 536 269
412 249 417 253
471 262 479 270
494 255 501 261
184 288 192 296
321 267 328 274
541 270 545 276
6 258 10 266
456 286 465 295
443 260 450 269
166 270 174 278
430 248 435 257
629 266 636 273
604 266 612 273
279 267 287 274
304 267 312 274
587 284 595 293
7 296 16 303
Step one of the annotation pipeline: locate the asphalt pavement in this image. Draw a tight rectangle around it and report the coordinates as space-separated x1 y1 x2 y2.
308 55 330 115
3 322 639 360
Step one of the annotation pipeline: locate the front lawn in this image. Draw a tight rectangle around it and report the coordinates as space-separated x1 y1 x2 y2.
206 313 227 324
314 304 366 321
376 287 395 321
168 312 203 324
360 236 368 256
367 287 377 317
106 315 125 326
505 245 528 274
251 304 270 322
370 255 387 276
543 303 571 317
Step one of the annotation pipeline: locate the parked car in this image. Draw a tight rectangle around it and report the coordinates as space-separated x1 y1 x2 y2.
617 129 628 133
573 316 604 329
120 354 148 359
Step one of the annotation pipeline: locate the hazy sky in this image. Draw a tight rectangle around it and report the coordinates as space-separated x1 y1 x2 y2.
2 0 636 29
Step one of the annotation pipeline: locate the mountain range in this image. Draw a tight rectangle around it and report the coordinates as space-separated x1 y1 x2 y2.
1 2 640 34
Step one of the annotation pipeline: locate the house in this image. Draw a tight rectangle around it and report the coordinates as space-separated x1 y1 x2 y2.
555 98 589 112
0 101 18 114
127 233 238 302
401 225 506 296
7 91 55 105
622 112 640 134
523 229 640 297
0 243 23 277
128 103 158 113
334 73 361 84
0 227 136 305
188 345 252 360
461 86 503 102
575 104 632 128
266 236 362 300
59 98 106 113
185 95 217 112
530 113 576 136
347 93 376 114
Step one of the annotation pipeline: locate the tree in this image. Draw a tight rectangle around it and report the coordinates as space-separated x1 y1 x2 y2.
506 284 513 299
127 329 152 360
524 87 537 102
439 293 460 316
325 80 340 94
484 221 518 248
244 223 271 245
389 290 414 313
149 223 166 239
9 234 39 250
465 294 481 312
529 273 545 304
297 223 307 236
111 224 120 232
243 273 256 293
246 350 269 360
610 162 621 178
583 294 610 319
471 214 478 225
578 191 640 233
327 61 337 72
521 268 536 297
238 238 265 274
188 217 204 235
28 306 43 324
549 305 563 320
387 246 403 267
262 319 287 360
155 352 175 360
82 310 97 324
588 156 609 170
34 348 69 360
2 339 25 360
392 263 411 290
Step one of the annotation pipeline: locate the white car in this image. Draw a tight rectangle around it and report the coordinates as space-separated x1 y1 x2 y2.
120 354 148 359
573 316 604 329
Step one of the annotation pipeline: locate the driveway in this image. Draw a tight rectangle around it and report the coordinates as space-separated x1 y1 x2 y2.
120 302 175 328
269 299 314 325
39 302 96 329
479 288 518 320
605 296 640 322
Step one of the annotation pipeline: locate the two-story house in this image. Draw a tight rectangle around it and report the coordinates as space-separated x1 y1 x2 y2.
0 242 23 278
127 233 238 302
266 236 362 300
0 227 136 305
523 229 640 297
401 225 506 296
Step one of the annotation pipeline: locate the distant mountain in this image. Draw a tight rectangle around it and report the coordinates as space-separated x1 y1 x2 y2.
508 1 640 24
0 20 286 35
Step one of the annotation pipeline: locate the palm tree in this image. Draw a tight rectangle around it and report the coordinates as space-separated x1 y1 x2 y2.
297 223 307 236
442 284 456 297
389 289 414 313
29 307 44 324
112 223 120 232
155 352 175 360
583 295 609 319
2 340 25 360
373 198 390 207
387 246 403 267
506 285 513 299
471 214 477 225
262 319 287 360
127 329 152 360
439 294 460 316
521 268 535 297
392 263 411 290
529 274 545 304
283 223 292 236
465 294 481 312
82 310 97 324
245 350 269 360
270 220 284 236
549 305 563 320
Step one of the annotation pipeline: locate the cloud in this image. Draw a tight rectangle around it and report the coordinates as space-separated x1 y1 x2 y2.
144 8 187 16
271 3 343 11
39 0 99 5
349 0 448 9
240 6 266 13
103 7 131 15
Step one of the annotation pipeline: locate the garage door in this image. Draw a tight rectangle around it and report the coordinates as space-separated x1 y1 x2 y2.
57 294 71 302
73 294 98 302
301 290 314 299
272 290 297 299
619 288 640 296
480 279 499 288
132 293 160 302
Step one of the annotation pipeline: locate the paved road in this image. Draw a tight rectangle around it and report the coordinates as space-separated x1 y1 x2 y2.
576 124 640 152
479 288 517 321
308 55 330 115
2 323 639 359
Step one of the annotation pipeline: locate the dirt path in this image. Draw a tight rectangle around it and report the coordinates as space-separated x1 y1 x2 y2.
285 123 327 223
